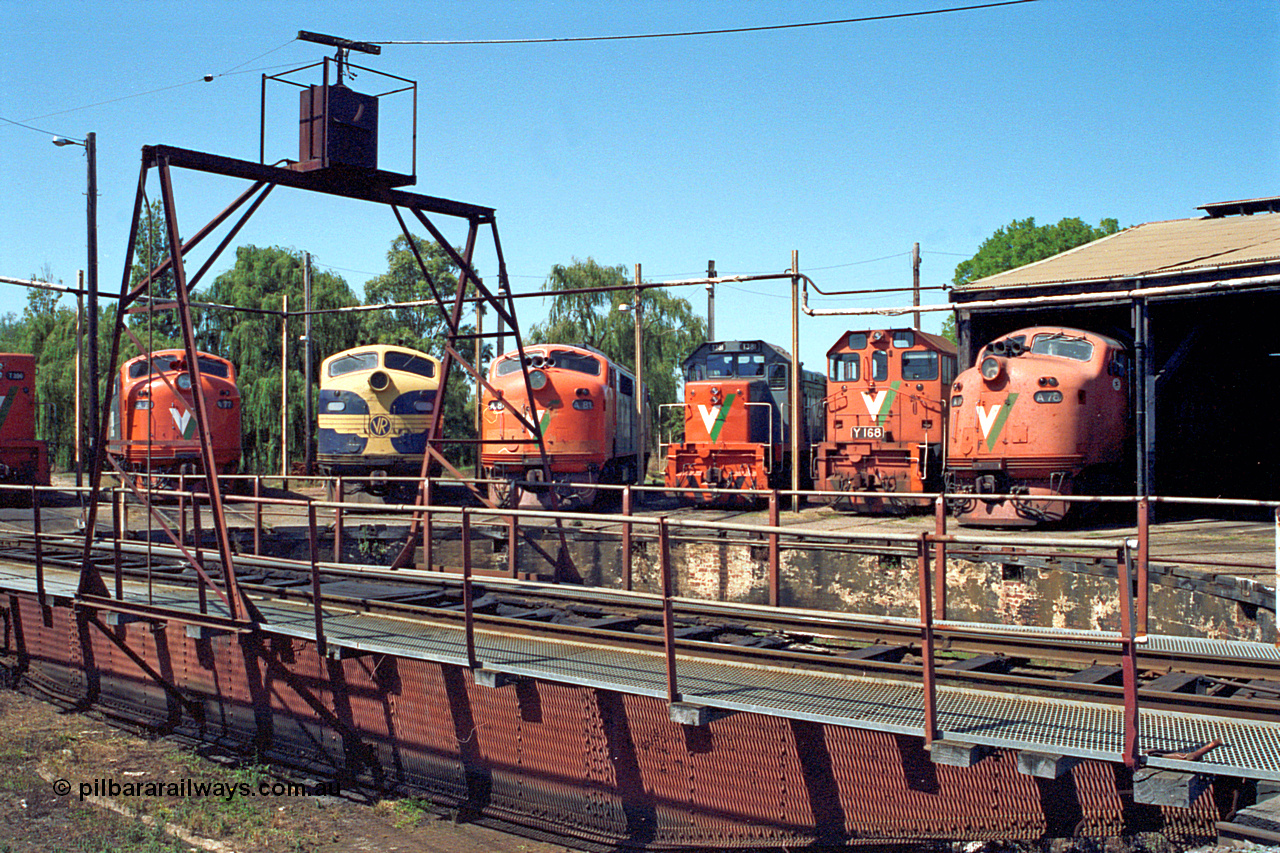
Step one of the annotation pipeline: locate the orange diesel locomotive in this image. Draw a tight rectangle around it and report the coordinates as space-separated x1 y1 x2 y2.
481 344 643 508
108 350 242 476
814 329 956 512
945 326 1130 526
0 354 49 487
664 340 824 503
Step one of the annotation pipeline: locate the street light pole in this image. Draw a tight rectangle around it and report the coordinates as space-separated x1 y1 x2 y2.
54 132 98 480
633 263 645 487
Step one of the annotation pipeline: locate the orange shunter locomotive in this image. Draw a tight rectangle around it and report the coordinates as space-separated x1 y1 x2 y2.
813 329 956 512
664 340 824 503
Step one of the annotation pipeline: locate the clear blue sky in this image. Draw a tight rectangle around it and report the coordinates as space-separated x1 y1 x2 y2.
2 1 1276 373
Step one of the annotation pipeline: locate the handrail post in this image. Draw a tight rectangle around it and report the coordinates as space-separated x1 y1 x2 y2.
1275 507 1279 648
193 491 207 615
32 486 44 607
333 476 344 565
622 485 633 591
308 502 325 658
253 476 262 556
768 490 780 606
933 495 947 622
1137 496 1150 635
1119 540 1141 768
112 487 123 600
918 531 938 746
659 516 680 703
423 477 434 571
178 490 187 547
507 512 518 578
462 508 477 669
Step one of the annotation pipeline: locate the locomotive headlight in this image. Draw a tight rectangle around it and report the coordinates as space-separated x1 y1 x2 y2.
528 369 548 390
176 374 193 390
1033 390 1063 403
369 370 391 392
980 356 1004 381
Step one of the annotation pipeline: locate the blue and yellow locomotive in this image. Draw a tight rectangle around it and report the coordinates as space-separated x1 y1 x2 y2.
317 344 442 500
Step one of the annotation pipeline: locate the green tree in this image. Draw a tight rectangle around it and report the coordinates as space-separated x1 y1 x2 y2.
953 216 1121 288
528 258 707 454
197 245 362 473
360 234 483 466
21 268 81 470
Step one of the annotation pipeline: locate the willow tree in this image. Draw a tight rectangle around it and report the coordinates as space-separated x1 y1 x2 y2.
528 258 707 451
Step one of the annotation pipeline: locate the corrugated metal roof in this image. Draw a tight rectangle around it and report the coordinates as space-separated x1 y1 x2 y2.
961 213 1280 290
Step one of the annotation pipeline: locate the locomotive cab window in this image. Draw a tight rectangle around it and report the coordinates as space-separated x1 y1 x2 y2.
846 332 867 350
892 330 914 348
685 363 705 382
385 351 435 378
328 351 378 377
829 353 859 381
548 350 600 376
900 351 938 381
871 350 890 382
1031 334 1094 361
739 354 765 376
768 363 788 389
707 354 734 377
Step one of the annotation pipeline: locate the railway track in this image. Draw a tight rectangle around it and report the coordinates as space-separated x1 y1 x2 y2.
6 535 1279 727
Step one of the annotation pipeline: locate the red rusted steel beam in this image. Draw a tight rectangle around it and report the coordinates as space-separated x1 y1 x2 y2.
1118 542 1140 768
32 487 44 607
622 486 633 591
660 517 680 703
507 514 518 578
933 496 947 622
918 532 938 745
333 477 344 566
253 477 262 556
462 509 477 669
768 491 780 606
308 502 325 658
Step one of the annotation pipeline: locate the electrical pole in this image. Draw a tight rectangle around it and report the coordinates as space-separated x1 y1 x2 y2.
912 242 921 330
634 264 645 487
706 259 716 340
303 253 314 474
790 250 801 511
86 133 98 475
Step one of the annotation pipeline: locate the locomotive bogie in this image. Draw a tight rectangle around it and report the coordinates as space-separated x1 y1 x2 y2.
317 345 442 499
813 329 956 512
946 327 1130 527
481 345 643 509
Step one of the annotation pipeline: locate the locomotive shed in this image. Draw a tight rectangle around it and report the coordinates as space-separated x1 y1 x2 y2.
1 483 1277 849
949 197 1280 506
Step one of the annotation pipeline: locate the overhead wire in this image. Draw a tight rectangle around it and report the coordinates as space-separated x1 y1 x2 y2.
374 1 1040 45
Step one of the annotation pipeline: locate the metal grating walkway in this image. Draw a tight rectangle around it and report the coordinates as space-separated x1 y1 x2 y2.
4 564 1279 782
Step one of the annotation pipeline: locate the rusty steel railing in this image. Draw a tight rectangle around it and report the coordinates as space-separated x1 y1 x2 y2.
5 475 1277 772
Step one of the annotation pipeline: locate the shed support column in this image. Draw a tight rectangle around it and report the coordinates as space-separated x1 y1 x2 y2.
1133 298 1155 498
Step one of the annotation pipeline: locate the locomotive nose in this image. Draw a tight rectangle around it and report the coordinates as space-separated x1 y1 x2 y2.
369 370 391 392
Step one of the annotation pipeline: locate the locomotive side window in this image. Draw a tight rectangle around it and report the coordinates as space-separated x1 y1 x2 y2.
871 350 890 382
618 374 634 396
385 350 436 378
768 363 788 389
900 351 939 381
1031 334 1094 361
846 332 867 350
328 351 378 377
685 363 705 381
892 330 915 348
829 353 859 381
196 357 230 379
549 350 600 376
495 356 523 376
1108 350 1129 378
941 355 957 386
